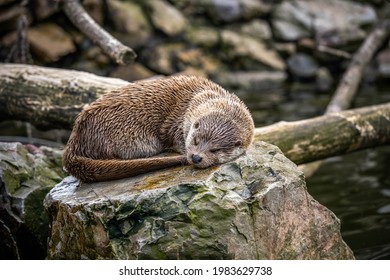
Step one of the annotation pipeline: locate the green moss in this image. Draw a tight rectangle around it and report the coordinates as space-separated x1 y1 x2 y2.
139 244 168 260
24 185 53 248
2 167 24 194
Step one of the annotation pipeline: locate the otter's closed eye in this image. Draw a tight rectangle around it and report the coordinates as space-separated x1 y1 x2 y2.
210 148 221 153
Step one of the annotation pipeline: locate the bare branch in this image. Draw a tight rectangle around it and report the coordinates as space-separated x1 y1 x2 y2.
326 18 390 114
62 0 137 65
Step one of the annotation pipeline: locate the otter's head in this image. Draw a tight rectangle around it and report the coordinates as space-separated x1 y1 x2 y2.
185 113 253 168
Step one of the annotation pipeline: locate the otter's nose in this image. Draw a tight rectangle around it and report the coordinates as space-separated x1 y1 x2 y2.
191 154 202 164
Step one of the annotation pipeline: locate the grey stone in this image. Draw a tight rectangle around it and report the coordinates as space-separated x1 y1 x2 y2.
186 27 220 48
27 23 76 63
145 0 187 36
44 142 354 260
109 63 156 82
108 0 153 48
287 53 319 79
238 19 272 41
0 142 64 259
141 43 185 75
215 71 287 91
272 0 377 45
220 30 286 71
272 20 310 41
205 0 272 23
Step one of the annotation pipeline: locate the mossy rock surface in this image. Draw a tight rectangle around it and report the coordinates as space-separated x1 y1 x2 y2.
44 141 354 260
0 142 64 259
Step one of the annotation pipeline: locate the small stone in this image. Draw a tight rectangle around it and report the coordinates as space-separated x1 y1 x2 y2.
316 27 366 48
204 0 272 23
27 23 76 62
274 22 307 41
221 30 286 71
34 0 59 21
84 46 110 66
274 43 297 56
108 0 153 48
141 43 184 75
287 53 319 79
298 38 316 50
145 0 187 36
110 63 156 82
272 0 377 44
215 71 287 91
82 0 104 25
238 19 272 41
186 27 220 48
176 48 220 74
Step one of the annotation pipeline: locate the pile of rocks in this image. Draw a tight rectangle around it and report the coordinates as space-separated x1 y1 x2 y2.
1 0 389 92
0 142 64 259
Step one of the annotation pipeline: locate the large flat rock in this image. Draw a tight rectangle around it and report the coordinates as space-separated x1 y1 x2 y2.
44 141 354 259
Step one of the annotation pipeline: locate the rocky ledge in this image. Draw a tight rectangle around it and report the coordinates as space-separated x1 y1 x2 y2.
0 142 64 259
44 142 354 260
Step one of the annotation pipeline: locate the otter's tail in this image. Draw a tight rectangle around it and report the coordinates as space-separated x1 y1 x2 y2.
63 153 188 183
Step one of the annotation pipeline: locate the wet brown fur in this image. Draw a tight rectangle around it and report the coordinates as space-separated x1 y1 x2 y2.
63 75 254 183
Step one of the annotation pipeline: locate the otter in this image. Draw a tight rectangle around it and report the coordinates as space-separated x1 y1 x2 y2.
63 75 254 183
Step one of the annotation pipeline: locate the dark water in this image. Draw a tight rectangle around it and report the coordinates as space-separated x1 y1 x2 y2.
306 146 390 259
240 83 390 260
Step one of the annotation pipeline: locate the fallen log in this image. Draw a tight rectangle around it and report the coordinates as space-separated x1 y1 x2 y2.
1 63 389 166
255 103 390 164
0 63 128 129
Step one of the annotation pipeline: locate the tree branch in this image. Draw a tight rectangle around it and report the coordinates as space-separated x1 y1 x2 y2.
326 18 390 114
62 0 137 65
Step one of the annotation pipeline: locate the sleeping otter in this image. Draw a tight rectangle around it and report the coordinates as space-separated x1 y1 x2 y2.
63 75 254 183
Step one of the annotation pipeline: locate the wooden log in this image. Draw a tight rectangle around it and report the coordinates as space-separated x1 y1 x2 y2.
255 102 390 164
1 63 389 166
0 63 128 129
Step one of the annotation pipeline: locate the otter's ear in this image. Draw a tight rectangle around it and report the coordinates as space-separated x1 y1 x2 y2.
194 121 200 129
234 140 242 147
